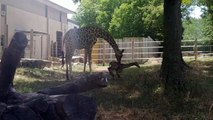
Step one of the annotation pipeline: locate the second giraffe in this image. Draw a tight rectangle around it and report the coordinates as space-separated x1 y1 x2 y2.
62 26 124 80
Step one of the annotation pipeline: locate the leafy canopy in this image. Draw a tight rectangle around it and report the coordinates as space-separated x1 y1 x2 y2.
74 0 163 40
73 0 212 41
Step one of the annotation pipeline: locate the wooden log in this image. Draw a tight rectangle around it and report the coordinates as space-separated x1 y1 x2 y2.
0 94 98 120
0 103 7 116
62 94 97 120
38 72 108 95
5 105 41 120
23 95 49 113
2 113 18 120
0 32 28 99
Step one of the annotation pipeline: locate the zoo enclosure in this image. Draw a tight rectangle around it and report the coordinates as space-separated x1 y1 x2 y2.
81 37 213 64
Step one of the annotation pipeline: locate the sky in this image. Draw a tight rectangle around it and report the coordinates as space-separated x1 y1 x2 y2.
49 0 79 12
49 0 79 19
49 0 203 19
190 6 203 19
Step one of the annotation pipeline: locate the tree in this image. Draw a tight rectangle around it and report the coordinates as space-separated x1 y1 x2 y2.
139 0 164 40
109 0 164 39
74 0 99 27
74 0 164 40
109 1 145 38
160 0 188 101
201 0 213 40
96 0 123 30
183 18 205 40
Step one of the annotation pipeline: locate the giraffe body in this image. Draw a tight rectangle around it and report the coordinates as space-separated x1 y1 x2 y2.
62 26 124 80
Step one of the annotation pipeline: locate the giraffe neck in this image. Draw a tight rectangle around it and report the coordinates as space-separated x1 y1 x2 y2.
90 27 120 55
102 36 120 54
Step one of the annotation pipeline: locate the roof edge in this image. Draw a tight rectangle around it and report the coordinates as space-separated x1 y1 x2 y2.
68 19 79 25
36 0 76 14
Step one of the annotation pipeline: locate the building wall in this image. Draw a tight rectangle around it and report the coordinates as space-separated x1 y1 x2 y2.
6 5 47 43
1 0 46 17
68 22 79 29
0 0 71 59
48 6 60 22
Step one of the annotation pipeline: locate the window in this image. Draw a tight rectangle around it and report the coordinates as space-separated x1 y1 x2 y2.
1 4 6 16
45 6 48 17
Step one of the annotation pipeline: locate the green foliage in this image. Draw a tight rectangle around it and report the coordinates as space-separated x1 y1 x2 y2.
139 1 163 40
109 1 144 38
182 0 193 5
74 0 164 40
74 0 99 27
74 0 211 41
183 18 206 40
96 0 123 30
16 68 65 79
14 68 66 93
203 17 213 40
182 0 213 44
109 0 163 39
198 0 213 40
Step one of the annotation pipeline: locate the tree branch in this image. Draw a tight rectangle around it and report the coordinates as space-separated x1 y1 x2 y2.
38 72 108 95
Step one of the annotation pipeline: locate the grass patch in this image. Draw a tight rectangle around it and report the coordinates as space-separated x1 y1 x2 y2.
13 60 213 119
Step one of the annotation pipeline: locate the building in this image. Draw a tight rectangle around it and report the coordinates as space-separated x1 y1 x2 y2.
68 19 79 29
0 0 78 59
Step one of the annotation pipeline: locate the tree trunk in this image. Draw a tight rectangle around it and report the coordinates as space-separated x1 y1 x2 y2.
161 0 187 98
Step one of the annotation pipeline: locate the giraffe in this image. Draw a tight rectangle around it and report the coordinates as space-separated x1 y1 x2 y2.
62 26 124 80
108 61 140 78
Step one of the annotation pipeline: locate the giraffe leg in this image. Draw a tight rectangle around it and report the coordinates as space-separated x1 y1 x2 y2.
66 52 73 80
88 48 92 73
108 67 115 77
69 54 74 80
65 54 70 80
116 72 121 78
84 50 88 72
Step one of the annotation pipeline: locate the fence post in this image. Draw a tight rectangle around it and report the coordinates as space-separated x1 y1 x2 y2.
30 29 34 58
194 38 198 61
41 35 43 59
47 34 50 60
102 41 106 66
132 38 134 61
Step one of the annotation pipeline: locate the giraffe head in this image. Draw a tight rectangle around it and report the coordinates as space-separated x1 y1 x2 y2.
115 49 124 63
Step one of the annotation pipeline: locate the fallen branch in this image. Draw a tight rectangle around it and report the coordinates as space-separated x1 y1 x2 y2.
38 72 108 95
